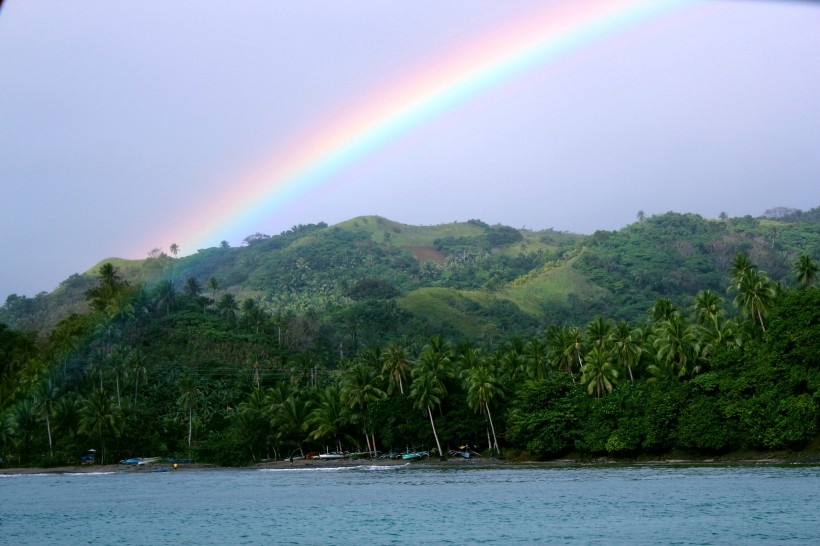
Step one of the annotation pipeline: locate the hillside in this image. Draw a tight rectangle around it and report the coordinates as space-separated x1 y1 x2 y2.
1 209 818 345
1 209 819 468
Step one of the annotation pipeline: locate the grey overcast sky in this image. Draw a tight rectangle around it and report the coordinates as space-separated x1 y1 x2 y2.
1 0 818 301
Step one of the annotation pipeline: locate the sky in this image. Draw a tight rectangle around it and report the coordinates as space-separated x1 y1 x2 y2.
1 0 819 301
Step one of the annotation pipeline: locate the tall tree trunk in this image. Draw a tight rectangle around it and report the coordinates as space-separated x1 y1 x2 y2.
45 413 53 459
371 432 377 456
364 431 372 455
427 405 443 457
486 403 499 454
187 407 193 452
398 375 403 395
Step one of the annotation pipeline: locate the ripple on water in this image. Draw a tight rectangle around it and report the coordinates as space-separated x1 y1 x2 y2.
1 466 819 544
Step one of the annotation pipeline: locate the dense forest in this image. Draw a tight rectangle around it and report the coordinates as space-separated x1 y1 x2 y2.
1 209 818 466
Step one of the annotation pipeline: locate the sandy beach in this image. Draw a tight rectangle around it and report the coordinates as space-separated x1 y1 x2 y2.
3 448 819 476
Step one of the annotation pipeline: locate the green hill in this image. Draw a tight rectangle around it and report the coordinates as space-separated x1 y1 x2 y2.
2 209 818 345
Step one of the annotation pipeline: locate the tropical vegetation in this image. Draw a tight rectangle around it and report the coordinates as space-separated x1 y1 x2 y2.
0 209 818 466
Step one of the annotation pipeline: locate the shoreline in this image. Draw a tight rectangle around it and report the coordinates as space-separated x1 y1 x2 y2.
3 449 820 476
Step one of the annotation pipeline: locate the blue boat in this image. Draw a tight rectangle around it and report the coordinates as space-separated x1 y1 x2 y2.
401 451 428 460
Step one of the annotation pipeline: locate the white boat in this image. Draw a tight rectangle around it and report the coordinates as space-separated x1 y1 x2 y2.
136 457 162 465
317 452 346 460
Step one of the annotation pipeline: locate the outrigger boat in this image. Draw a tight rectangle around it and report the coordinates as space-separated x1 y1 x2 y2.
317 452 346 460
401 451 429 461
119 456 162 465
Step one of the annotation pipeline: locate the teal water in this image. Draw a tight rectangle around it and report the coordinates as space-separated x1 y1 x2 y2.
2 464 818 544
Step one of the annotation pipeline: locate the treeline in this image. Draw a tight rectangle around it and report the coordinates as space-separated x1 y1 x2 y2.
0 253 817 466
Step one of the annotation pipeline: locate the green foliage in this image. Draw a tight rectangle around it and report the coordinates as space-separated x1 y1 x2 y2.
505 374 587 457
1 213 819 467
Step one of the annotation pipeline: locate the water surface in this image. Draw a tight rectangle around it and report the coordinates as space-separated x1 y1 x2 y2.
2 464 818 544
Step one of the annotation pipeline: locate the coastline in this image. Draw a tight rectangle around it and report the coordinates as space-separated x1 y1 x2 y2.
3 448 819 476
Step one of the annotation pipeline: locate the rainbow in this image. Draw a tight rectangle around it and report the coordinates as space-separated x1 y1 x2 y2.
164 0 688 252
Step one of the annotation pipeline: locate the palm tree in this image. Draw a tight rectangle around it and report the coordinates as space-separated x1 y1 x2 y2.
176 376 201 453
546 325 573 376
464 365 502 453
12 398 40 463
305 385 351 453
127 349 148 405
170 243 180 258
153 279 176 315
692 289 724 325
610 321 641 382
653 314 700 378
585 316 613 351
86 263 129 312
184 277 202 300
108 347 129 408
207 276 220 303
733 269 776 332
795 255 818 288
563 326 586 376
341 362 386 454
410 336 455 457
78 389 122 465
637 210 646 223
276 395 313 457
522 337 549 382
580 346 619 398
648 298 677 323
729 252 756 291
700 314 741 358
217 294 239 323
381 342 411 395
33 375 60 459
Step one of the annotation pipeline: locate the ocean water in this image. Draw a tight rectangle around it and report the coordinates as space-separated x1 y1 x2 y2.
1 464 818 545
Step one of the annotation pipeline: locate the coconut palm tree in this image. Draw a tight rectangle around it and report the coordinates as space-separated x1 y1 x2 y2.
546 325 573 376
341 362 386 454
217 294 239 323
33 375 60 459
305 385 351 453
648 298 677 323
691 289 724 325
12 398 40 463
729 252 756 290
153 279 176 315
653 314 700 378
795 255 818 288
207 276 220 303
184 277 202 299
563 326 586 376
176 376 201 453
585 316 613 351
464 364 502 453
127 349 148 405
699 314 742 358
580 346 619 398
381 342 411 395
522 337 549 382
733 269 777 332
170 243 180 258
610 321 641 382
78 389 121 465
410 336 455 457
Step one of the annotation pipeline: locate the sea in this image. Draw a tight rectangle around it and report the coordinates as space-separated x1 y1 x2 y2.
1 463 818 545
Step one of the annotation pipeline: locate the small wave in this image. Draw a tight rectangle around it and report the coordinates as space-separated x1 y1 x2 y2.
360 463 410 471
0 473 53 478
259 466 357 473
63 472 116 476
259 463 409 473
